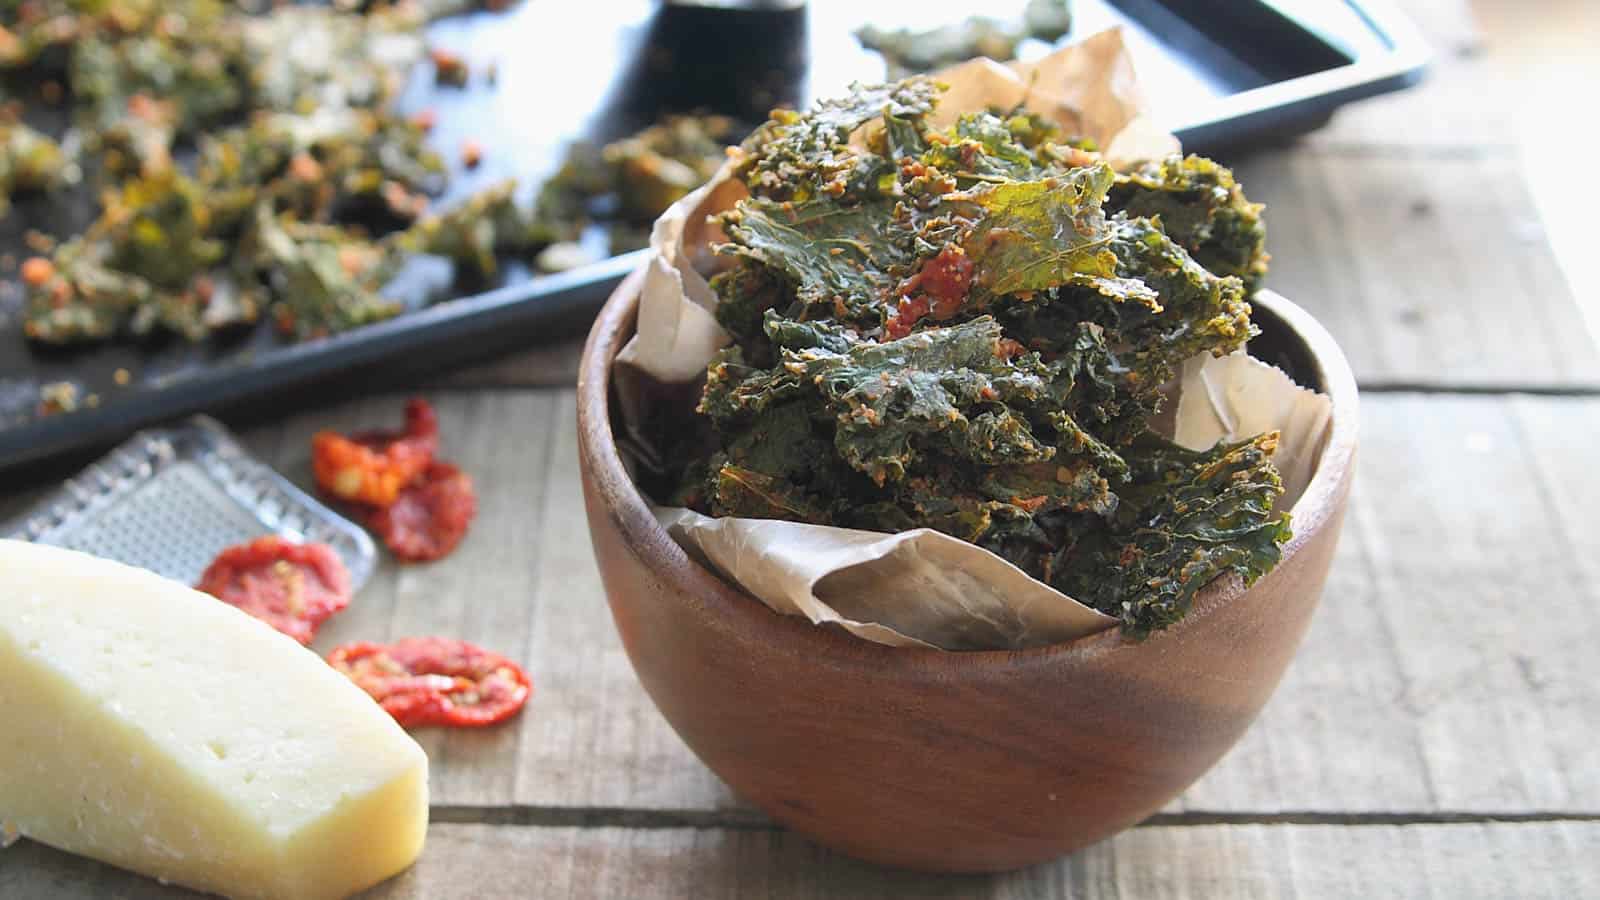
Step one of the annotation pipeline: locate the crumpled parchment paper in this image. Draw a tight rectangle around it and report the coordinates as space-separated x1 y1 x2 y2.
615 28 1333 651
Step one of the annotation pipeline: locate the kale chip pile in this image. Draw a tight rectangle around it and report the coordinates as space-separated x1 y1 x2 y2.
669 80 1286 636
1 0 545 344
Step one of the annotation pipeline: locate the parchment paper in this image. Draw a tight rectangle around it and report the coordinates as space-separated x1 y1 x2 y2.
1173 351 1333 512
618 28 1332 651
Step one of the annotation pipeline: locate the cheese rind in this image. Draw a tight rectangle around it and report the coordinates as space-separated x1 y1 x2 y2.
0 540 429 900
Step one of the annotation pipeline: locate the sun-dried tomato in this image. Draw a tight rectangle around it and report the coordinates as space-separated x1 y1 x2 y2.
327 638 531 728
312 398 439 507
196 537 352 644
367 461 477 561
885 245 973 339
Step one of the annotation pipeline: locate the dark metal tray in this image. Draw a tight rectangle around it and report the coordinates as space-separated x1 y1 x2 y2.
0 0 1425 473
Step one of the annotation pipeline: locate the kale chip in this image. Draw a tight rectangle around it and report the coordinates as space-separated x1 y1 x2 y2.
671 79 1287 636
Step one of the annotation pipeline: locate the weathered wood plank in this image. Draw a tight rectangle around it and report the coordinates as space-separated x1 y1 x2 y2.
254 391 568 806
1183 394 1600 813
420 338 584 389
234 390 738 811
1466 0 1600 361
208 391 1600 817
1229 150 1600 388
507 391 735 810
7 821 1599 899
1308 0 1501 149
6 390 1598 818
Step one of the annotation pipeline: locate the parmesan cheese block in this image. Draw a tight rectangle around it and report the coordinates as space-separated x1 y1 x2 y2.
0 540 429 900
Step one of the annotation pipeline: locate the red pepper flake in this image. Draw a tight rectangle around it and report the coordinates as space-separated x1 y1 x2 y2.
367 461 478 562
196 537 352 644
409 108 437 133
327 638 531 728
461 139 483 169
312 398 440 507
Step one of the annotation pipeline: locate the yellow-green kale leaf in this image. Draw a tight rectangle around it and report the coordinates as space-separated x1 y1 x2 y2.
1108 154 1268 291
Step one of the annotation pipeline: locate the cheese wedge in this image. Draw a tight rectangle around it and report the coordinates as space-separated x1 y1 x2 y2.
0 540 428 900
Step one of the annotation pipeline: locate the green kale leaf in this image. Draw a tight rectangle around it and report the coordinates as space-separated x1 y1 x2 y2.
670 78 1287 638
1107 154 1268 291
1049 432 1291 636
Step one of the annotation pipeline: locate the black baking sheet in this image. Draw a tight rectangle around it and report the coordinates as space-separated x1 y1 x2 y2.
0 0 1425 472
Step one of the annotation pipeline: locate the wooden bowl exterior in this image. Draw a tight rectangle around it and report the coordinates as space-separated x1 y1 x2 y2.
577 269 1358 873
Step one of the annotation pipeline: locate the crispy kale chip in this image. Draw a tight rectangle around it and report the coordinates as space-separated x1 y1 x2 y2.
246 204 403 339
1107 154 1268 291
853 0 1072 79
1 118 68 215
6 0 553 350
403 179 534 278
529 114 742 270
22 239 155 344
736 78 940 202
669 79 1285 637
1050 432 1291 636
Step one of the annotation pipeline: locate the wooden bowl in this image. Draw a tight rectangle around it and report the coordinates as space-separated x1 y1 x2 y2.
577 270 1358 873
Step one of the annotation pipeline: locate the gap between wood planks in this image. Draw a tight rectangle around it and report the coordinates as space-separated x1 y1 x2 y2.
389 382 1600 398
427 805 1600 830
1263 142 1520 161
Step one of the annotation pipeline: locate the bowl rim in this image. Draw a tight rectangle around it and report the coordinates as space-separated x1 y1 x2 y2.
577 269 1359 663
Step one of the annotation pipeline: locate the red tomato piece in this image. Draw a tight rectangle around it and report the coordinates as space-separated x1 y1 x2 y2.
367 461 477 562
884 245 973 339
311 398 439 507
326 638 531 728
196 537 352 644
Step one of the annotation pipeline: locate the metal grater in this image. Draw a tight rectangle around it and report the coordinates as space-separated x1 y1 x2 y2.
3 417 376 589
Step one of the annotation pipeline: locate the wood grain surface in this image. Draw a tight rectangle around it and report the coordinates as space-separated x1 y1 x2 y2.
5 0 1599 894
9 393 1596 894
8 822 1598 899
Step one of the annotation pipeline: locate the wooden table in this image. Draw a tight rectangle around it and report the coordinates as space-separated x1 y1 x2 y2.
5 1 1598 895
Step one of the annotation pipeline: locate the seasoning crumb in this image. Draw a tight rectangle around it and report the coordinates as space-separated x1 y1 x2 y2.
429 47 469 87
23 230 55 254
38 381 80 415
113 368 132 386
461 139 483 169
